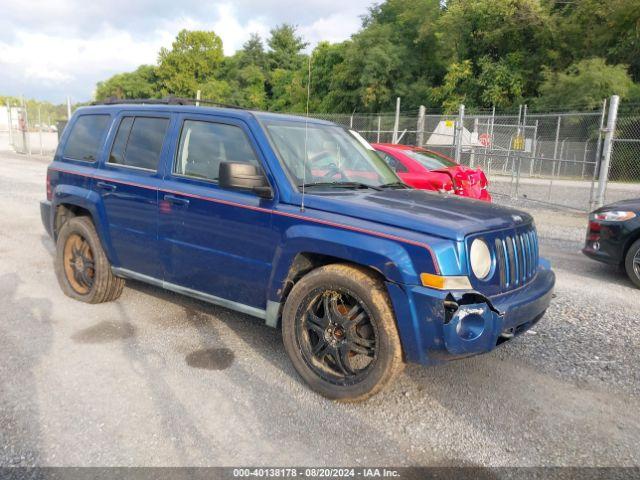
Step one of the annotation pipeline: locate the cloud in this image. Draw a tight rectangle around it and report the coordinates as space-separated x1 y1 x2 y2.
0 0 373 103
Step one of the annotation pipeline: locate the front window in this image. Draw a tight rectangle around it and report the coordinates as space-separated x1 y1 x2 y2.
404 149 458 170
262 118 400 190
174 120 259 183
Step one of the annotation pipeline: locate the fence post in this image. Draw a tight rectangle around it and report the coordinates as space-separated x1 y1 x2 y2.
595 95 620 208
21 96 31 158
455 104 465 164
6 100 13 148
392 97 400 143
38 106 43 156
195 90 201 107
517 104 522 137
553 116 562 160
514 156 522 199
416 105 425 147
589 99 607 209
376 116 381 143
470 116 478 168
530 120 539 177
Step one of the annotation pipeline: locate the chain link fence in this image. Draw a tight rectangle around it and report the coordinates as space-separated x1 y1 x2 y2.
310 98 640 212
3 96 639 211
0 103 63 156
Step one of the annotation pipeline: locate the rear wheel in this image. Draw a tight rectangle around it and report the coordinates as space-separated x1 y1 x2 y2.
55 216 124 303
624 239 640 289
282 264 404 402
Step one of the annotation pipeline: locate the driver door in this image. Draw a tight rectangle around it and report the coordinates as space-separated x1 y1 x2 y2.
159 114 279 309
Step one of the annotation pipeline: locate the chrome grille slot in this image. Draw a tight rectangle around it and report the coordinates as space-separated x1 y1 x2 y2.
492 226 538 291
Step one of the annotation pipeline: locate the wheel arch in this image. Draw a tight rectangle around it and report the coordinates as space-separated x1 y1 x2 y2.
265 224 428 329
52 186 117 264
622 229 640 263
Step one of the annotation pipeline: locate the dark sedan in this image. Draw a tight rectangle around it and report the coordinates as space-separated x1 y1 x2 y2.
583 198 640 288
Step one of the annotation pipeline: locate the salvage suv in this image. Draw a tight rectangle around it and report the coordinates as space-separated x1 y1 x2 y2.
41 101 555 401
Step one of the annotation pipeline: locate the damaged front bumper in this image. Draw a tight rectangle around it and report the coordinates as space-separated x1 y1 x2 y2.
386 263 555 365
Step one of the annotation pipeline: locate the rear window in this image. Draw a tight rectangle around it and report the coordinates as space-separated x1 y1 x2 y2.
108 116 169 171
405 149 458 170
63 114 111 162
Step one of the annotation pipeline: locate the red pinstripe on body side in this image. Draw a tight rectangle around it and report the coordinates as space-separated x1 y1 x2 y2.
50 166 441 273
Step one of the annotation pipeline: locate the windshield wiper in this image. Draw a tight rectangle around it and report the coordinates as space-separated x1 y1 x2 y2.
299 181 382 191
379 181 410 189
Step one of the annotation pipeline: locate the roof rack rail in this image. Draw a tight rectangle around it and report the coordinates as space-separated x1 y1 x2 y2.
91 96 249 110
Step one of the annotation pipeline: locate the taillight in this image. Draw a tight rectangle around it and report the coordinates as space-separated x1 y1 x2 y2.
587 221 601 241
46 170 52 201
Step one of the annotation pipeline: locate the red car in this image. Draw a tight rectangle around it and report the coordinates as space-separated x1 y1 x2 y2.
373 143 492 201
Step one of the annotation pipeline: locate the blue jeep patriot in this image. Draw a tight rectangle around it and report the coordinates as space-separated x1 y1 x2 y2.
41 103 555 401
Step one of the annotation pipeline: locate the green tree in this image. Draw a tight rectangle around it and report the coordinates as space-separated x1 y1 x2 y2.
157 29 224 97
238 33 268 70
430 60 476 112
437 0 553 107
536 58 634 110
95 65 160 101
552 0 640 81
267 24 308 71
328 0 443 113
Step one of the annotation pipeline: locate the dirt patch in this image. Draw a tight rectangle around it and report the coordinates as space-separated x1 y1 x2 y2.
71 321 136 343
186 348 234 370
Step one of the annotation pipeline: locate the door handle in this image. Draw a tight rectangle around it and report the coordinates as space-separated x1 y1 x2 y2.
163 194 190 206
96 181 117 192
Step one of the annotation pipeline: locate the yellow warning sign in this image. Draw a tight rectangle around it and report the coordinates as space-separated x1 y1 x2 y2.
512 135 525 150
445 120 454 128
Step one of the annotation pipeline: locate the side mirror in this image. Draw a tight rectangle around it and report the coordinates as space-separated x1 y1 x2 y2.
219 162 273 199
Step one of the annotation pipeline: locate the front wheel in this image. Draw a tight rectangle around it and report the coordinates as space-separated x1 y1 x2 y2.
624 239 640 289
282 264 404 402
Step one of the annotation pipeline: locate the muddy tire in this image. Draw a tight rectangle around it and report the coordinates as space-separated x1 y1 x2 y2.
55 216 124 303
282 263 404 402
624 239 640 289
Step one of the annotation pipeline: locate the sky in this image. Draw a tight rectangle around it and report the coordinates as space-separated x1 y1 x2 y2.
0 0 374 104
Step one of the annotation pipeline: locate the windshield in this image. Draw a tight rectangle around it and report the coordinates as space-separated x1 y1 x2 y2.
404 149 458 170
262 118 400 189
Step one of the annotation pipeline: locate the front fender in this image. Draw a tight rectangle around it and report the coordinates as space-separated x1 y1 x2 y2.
52 185 118 265
267 223 425 303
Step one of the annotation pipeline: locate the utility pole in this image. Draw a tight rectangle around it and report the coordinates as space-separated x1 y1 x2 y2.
589 99 608 209
595 95 620 207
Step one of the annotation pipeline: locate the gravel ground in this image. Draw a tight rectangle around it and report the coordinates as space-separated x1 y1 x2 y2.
0 149 639 467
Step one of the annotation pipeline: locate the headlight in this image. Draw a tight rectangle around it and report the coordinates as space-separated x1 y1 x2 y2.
470 239 492 279
592 211 636 222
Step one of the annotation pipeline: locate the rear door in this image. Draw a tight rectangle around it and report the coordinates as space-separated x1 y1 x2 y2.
97 112 172 278
159 113 278 309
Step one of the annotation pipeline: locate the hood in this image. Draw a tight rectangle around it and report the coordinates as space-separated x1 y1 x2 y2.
299 188 532 241
595 197 640 213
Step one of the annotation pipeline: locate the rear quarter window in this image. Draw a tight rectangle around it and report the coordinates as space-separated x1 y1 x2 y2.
63 114 111 162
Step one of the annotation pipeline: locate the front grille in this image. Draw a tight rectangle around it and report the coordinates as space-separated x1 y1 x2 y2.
494 227 538 290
